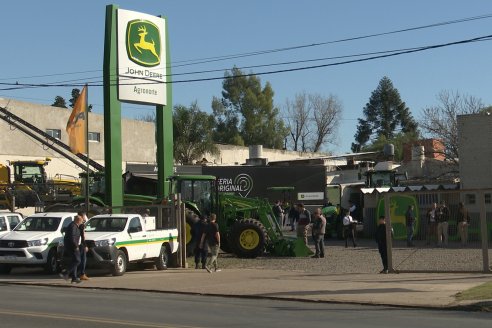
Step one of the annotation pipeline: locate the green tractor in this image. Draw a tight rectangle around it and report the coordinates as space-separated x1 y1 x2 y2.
169 175 312 258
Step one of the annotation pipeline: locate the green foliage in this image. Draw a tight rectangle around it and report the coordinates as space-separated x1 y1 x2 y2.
212 67 288 149
69 88 80 108
173 102 220 164
359 131 419 161
352 76 418 152
51 96 67 108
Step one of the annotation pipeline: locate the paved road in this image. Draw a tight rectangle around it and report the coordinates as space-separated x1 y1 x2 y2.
1 266 491 309
1 284 491 328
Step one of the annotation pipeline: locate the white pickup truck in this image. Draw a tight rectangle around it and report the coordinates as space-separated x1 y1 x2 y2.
0 212 76 274
0 212 23 238
83 214 179 276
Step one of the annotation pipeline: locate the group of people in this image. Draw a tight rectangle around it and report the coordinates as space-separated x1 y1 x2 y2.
59 211 90 284
428 201 470 246
406 201 471 248
193 213 221 273
289 200 361 259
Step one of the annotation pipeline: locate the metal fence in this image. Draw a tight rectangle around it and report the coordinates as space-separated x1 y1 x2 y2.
363 189 492 273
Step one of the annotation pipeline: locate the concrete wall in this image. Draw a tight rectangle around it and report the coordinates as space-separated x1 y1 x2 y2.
0 98 328 178
458 113 492 189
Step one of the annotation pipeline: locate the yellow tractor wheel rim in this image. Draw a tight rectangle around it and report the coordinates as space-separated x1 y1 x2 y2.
239 228 259 250
185 223 192 245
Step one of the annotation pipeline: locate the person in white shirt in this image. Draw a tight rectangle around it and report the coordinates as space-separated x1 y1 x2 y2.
342 209 357 248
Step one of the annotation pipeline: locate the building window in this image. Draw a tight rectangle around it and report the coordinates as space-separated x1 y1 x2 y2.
465 193 476 205
485 194 491 204
46 129 61 140
88 132 100 142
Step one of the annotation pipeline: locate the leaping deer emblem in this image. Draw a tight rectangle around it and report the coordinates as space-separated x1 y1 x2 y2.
134 26 159 61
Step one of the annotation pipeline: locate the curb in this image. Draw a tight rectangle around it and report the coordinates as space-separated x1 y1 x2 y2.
2 281 490 312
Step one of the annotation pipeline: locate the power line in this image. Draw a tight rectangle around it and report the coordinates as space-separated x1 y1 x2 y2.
1 34 489 91
1 13 491 83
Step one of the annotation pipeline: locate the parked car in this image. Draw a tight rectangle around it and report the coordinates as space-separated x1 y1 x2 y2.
0 211 23 238
0 212 76 274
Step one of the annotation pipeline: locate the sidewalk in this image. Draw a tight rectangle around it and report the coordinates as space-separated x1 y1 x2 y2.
2 268 491 311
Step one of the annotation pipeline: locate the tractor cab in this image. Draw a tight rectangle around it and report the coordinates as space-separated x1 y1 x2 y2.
11 159 50 185
168 175 216 218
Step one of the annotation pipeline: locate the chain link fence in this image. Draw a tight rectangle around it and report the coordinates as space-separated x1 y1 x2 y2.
363 189 492 273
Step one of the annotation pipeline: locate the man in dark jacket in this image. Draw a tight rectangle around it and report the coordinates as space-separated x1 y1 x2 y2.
405 205 415 247
375 216 388 274
311 208 326 258
77 212 90 281
194 215 208 269
60 214 83 283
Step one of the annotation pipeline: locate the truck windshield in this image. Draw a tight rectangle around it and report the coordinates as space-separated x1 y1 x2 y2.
14 217 61 232
85 217 127 232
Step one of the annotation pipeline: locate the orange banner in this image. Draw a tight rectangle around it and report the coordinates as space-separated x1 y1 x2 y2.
66 86 87 154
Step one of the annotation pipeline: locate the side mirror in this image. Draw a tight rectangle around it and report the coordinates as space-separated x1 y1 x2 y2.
128 226 138 234
61 227 67 234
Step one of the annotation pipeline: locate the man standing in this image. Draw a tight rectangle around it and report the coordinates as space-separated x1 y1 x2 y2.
426 202 437 245
436 201 450 247
288 204 299 232
296 204 311 246
375 216 388 274
272 200 284 227
60 214 83 284
342 209 357 248
405 205 415 247
194 215 208 269
200 213 221 273
311 208 326 258
77 212 90 280
458 202 470 246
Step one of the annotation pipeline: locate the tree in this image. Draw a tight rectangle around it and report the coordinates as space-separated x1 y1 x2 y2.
359 131 419 161
309 93 342 152
173 102 220 165
69 88 81 108
419 90 485 162
285 92 341 152
212 67 288 149
69 88 93 112
352 76 417 152
285 92 310 151
51 96 67 108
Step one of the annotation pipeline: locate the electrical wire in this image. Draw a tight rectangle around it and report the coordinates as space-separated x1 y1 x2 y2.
1 13 491 83
0 34 490 91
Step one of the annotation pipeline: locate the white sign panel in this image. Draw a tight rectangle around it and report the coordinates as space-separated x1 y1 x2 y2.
298 192 324 200
117 9 167 105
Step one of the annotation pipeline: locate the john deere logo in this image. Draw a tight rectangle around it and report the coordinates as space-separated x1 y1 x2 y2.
126 20 161 67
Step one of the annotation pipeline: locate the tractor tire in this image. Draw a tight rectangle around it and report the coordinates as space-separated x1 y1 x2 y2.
44 248 58 274
155 245 170 270
112 250 127 276
185 214 200 256
219 235 232 253
230 219 268 258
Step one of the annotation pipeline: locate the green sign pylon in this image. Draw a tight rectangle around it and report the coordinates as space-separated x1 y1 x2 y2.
103 4 173 206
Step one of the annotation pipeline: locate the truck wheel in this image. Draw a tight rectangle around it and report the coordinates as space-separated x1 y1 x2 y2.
230 219 267 258
112 250 127 276
0 264 12 274
155 245 170 270
44 249 58 274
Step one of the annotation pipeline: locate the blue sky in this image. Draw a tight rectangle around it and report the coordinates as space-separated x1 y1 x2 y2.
1 1 491 155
